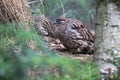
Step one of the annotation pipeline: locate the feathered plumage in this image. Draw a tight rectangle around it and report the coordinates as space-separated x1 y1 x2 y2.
53 18 94 54
33 14 55 38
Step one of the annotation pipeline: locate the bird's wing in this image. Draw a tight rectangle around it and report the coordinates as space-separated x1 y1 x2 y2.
69 19 94 42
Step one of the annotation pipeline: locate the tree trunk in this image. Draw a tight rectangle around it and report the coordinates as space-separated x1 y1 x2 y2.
95 0 120 79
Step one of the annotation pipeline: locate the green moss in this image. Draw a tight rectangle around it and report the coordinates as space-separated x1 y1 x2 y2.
95 0 107 53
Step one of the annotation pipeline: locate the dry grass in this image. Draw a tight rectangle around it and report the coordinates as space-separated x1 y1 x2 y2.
0 0 32 26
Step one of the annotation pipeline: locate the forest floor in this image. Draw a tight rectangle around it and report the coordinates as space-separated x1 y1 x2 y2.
44 36 94 62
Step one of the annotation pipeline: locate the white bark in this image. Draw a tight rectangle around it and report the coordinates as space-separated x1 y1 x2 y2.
95 1 120 79
101 3 120 51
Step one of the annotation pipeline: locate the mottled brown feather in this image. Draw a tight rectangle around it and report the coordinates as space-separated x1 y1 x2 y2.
53 18 94 54
34 14 55 38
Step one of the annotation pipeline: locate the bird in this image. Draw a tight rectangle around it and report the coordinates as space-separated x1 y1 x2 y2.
33 14 64 50
33 14 55 38
53 18 94 54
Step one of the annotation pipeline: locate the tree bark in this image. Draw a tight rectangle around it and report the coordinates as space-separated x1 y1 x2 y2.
95 0 120 79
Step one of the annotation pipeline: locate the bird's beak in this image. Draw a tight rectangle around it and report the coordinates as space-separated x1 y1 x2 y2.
53 21 57 25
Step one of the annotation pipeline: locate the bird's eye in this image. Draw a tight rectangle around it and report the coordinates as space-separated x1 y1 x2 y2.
60 20 65 23
53 18 66 25
56 19 65 24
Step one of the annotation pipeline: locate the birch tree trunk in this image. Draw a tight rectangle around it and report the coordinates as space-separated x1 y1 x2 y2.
95 0 120 79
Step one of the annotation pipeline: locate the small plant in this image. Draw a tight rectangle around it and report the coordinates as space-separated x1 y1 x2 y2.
0 23 100 80
28 0 96 29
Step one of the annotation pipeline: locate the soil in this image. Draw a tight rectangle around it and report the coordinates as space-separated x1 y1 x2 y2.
44 36 94 62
